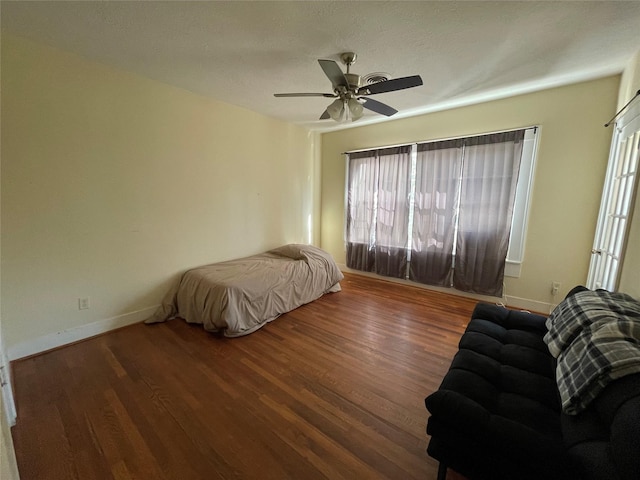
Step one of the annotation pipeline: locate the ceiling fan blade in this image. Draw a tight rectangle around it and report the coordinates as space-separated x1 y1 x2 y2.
361 97 398 117
358 75 423 95
318 59 348 88
319 110 330 120
274 93 336 98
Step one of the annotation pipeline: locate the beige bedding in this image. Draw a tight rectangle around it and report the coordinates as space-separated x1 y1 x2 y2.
145 244 343 337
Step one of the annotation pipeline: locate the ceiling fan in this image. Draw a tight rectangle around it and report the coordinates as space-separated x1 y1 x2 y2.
274 52 423 122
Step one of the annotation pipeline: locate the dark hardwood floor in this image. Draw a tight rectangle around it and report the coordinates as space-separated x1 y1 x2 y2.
11 273 477 480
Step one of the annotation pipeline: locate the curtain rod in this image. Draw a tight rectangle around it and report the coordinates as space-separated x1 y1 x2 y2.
604 89 640 127
342 125 538 155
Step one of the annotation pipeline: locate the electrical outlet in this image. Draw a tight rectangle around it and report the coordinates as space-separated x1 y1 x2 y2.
78 297 90 310
551 282 561 296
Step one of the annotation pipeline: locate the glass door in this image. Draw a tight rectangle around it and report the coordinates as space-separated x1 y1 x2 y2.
588 102 640 291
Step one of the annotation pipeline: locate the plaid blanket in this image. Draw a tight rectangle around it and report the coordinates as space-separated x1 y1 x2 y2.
544 289 640 415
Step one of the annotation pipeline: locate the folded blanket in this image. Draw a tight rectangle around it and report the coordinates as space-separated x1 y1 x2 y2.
544 289 640 415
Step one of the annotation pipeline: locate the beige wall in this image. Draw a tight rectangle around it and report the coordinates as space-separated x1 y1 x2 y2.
1 34 317 352
617 50 640 110
0 27 20 480
618 50 640 299
321 76 619 308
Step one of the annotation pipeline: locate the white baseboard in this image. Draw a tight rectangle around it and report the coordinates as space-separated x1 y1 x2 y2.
504 295 555 315
7 305 159 361
339 265 554 315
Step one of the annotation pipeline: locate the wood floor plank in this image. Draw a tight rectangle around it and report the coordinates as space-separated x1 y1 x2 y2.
11 272 478 479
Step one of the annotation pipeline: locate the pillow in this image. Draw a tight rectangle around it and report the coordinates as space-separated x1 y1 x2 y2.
564 285 590 299
268 244 309 260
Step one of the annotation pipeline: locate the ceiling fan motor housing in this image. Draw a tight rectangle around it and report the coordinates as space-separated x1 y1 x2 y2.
345 73 363 91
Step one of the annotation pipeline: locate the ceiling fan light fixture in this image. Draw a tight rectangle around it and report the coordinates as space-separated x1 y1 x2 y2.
327 98 345 121
348 98 364 121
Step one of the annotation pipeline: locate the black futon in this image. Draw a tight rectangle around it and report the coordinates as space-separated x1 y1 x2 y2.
425 298 640 480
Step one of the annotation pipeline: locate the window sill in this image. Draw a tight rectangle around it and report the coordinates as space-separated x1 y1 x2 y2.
505 260 522 278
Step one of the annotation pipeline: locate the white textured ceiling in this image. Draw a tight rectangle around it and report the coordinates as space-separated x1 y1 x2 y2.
2 1 640 132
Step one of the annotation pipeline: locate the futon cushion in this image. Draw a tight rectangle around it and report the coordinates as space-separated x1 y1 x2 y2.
426 303 578 480
562 373 640 480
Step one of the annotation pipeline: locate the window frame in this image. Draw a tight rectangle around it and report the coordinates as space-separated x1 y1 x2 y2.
505 127 539 276
344 126 540 278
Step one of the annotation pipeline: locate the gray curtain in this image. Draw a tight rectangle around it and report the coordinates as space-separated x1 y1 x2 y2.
454 131 524 296
346 147 411 279
409 140 463 286
346 151 377 272
347 130 525 296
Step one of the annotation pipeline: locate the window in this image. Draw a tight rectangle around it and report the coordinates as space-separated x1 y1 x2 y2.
346 146 411 278
345 127 539 296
